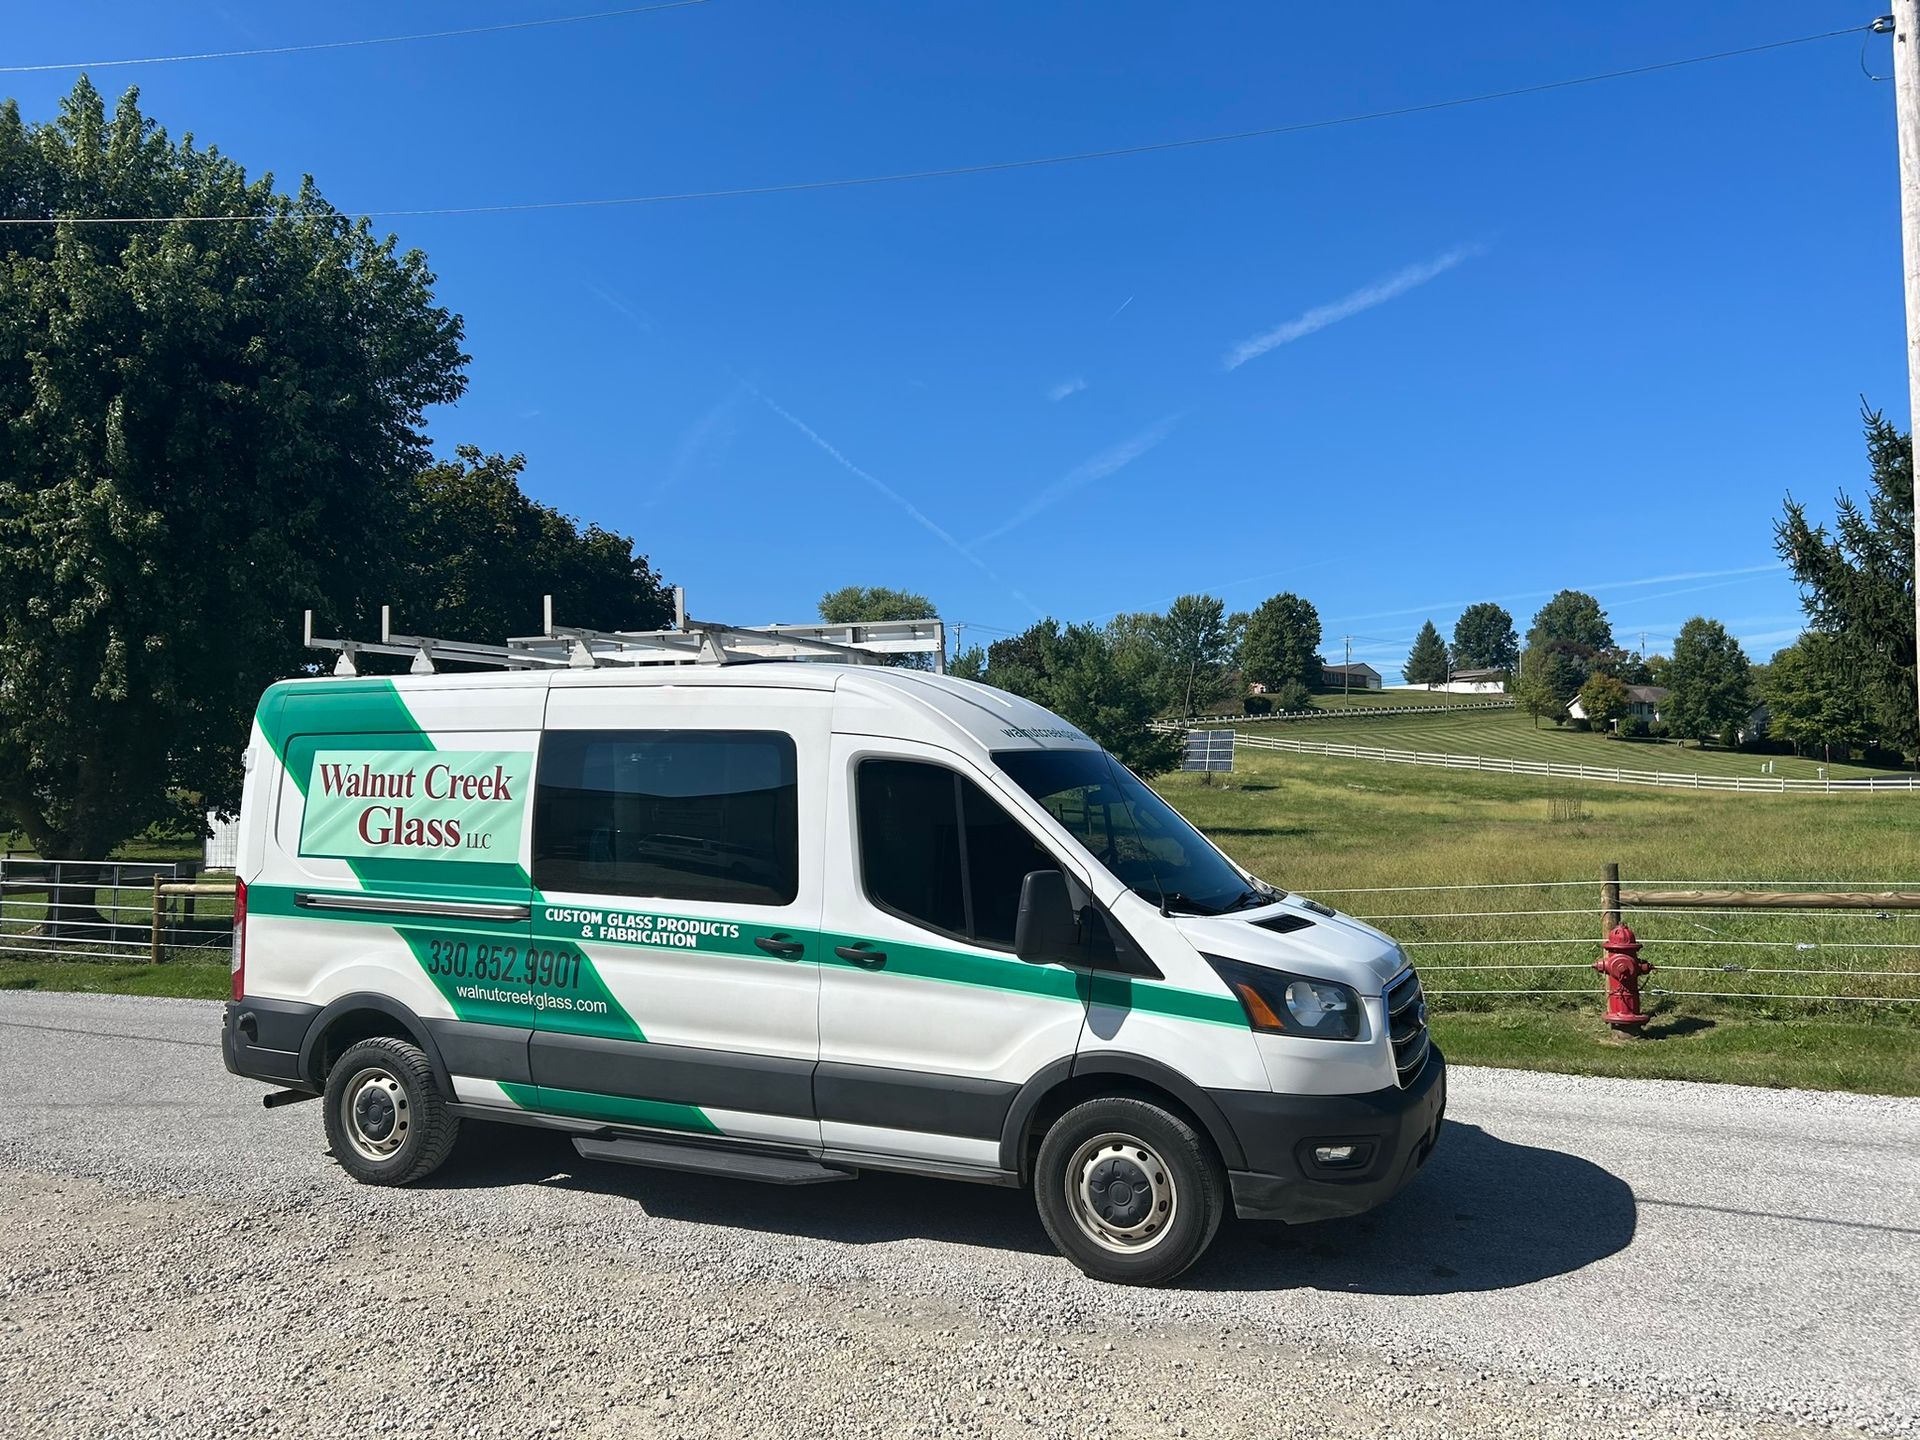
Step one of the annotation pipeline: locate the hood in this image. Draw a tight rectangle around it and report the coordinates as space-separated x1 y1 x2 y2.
1171 893 1408 995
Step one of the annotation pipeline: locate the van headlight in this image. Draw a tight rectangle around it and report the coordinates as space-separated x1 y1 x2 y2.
1204 956 1362 1041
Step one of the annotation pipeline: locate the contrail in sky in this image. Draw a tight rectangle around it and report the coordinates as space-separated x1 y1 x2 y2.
744 381 1042 615
969 414 1181 549
1223 244 1483 371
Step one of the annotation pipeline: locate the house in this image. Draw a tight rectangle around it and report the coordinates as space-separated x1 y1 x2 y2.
1395 667 1508 695
1442 667 1508 694
1320 661 1382 691
1568 684 1669 726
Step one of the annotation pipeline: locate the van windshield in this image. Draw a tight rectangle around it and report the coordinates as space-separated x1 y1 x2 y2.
992 749 1276 916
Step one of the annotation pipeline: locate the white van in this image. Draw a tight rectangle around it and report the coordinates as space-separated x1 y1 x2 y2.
222 664 1443 1284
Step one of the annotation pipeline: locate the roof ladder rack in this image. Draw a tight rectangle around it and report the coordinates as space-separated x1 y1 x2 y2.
303 588 946 676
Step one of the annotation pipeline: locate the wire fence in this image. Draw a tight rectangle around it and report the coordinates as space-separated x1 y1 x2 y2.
3 855 1917 1016
1333 874 1920 1011
0 858 234 965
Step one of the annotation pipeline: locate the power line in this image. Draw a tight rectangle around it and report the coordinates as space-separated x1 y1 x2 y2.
0 1 709 76
0 21 1874 227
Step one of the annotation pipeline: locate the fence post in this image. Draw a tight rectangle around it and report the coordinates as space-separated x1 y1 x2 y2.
150 883 163 964
1602 862 1621 935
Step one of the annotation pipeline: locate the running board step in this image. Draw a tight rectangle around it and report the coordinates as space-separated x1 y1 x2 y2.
572 1135 855 1185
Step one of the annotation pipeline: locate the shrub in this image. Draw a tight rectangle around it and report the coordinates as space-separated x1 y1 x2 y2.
1617 715 1651 740
1569 717 1592 732
1242 693 1273 715
1270 680 1314 712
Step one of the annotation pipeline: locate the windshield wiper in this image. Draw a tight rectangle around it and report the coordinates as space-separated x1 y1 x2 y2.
1153 891 1223 916
1225 888 1279 912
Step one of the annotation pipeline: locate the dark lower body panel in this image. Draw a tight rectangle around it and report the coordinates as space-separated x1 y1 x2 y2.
1210 1049 1447 1223
222 996 318 1086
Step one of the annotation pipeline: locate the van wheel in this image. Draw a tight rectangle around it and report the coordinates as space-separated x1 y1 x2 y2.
1034 1096 1225 1285
322 1036 460 1186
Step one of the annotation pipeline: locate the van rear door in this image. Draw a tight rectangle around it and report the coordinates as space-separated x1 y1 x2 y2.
250 679 541 1108
525 684 831 1147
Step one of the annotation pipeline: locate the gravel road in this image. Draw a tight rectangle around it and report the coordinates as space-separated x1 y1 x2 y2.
1 991 1915 1440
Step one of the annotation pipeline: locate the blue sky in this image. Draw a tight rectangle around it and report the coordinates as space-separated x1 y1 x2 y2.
6 3 1906 678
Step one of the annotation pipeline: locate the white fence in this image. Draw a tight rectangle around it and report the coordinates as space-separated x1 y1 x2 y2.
1229 732 1920 793
1186 699 1515 725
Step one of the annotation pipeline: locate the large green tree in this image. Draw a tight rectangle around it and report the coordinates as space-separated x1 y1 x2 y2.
1521 589 1614 706
982 619 1181 775
1239 592 1321 691
1153 593 1240 716
1776 406 1917 758
817 585 940 669
1576 673 1630 730
1451 602 1518 672
1764 634 1871 761
403 448 672 643
1404 620 1450 686
1526 590 1614 652
1664 617 1752 744
0 80 466 857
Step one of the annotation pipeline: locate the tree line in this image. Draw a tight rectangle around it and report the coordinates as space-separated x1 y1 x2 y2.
0 81 671 859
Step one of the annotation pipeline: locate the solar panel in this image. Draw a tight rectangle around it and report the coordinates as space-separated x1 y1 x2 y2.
1182 729 1235 773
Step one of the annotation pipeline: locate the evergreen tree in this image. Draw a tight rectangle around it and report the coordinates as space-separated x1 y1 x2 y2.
1776 406 1917 758
1404 621 1450 686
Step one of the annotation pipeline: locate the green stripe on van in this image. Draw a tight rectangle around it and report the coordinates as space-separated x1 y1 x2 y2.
499 1082 719 1135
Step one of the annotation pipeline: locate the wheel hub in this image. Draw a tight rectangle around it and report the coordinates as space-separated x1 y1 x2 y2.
1066 1133 1177 1254
1088 1156 1154 1228
354 1087 396 1141
341 1067 409 1162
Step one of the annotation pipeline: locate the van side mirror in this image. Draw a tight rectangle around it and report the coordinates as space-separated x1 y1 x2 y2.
1014 869 1083 966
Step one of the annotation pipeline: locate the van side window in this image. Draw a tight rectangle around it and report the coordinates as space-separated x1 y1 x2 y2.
533 730 799 906
856 759 1057 949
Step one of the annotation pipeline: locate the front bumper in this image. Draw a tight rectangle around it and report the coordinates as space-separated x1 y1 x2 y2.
1209 1048 1447 1223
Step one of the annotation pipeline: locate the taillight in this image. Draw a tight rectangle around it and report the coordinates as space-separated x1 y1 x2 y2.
231 876 248 1000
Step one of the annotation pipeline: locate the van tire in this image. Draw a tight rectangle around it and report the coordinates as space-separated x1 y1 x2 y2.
1033 1096 1225 1285
322 1036 460 1186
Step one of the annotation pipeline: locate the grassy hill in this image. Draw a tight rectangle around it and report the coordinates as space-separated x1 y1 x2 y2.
1152 746 1920 1093
1212 704 1903 782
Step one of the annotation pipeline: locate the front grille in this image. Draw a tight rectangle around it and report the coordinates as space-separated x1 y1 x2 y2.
1384 968 1430 1087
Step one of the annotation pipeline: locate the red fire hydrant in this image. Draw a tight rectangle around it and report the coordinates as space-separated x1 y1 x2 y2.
1594 923 1652 1030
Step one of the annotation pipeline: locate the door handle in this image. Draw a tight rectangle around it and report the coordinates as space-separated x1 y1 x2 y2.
834 943 888 969
754 935 805 959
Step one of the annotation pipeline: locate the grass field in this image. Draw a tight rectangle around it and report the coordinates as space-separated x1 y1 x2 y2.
1288 689 1510 713
1211 704 1904 781
2 749 1915 1094
1153 746 1920 1093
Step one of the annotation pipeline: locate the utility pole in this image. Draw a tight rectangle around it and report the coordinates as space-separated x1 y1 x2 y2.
1892 4 1920 734
1343 635 1352 702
